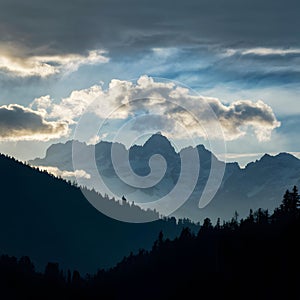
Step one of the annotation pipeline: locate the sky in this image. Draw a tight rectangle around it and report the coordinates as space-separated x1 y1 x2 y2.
0 0 299 167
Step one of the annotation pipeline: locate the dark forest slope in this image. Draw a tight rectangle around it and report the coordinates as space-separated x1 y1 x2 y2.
0 154 198 273
1 187 300 300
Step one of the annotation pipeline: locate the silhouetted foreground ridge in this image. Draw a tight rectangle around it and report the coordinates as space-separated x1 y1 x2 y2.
0 153 198 273
1 178 299 299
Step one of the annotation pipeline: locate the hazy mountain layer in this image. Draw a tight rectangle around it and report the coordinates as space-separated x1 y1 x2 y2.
29 134 300 221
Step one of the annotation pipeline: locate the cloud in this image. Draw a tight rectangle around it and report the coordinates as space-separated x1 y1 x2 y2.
209 99 281 141
291 152 300 160
0 104 69 141
0 50 109 77
0 0 298 97
241 48 300 56
0 0 299 64
44 75 280 142
224 47 300 57
88 134 101 145
36 166 91 179
49 85 105 122
30 95 53 112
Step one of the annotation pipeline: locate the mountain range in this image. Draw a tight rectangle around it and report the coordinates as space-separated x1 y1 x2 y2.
29 133 300 222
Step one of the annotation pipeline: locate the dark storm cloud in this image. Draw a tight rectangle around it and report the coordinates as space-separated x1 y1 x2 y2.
0 104 68 140
0 0 299 57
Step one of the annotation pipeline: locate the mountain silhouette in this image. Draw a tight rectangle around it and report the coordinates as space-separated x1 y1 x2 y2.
0 154 198 273
29 134 300 222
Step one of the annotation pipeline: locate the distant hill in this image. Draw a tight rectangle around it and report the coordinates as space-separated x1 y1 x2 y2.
29 133 300 222
0 154 198 274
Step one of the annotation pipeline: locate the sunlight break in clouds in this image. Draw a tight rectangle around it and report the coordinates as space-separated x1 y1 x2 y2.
0 50 109 77
34 76 280 142
0 104 68 141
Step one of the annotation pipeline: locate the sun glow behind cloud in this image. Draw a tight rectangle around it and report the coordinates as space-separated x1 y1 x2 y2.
0 50 109 77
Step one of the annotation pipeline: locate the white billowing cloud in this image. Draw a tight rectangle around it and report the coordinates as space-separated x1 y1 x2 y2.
0 49 109 77
88 134 101 145
291 152 300 160
36 166 91 179
49 85 105 122
0 104 69 141
30 76 280 142
31 95 53 110
30 95 53 116
46 79 134 122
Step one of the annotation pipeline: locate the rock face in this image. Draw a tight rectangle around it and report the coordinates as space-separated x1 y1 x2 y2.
29 134 300 222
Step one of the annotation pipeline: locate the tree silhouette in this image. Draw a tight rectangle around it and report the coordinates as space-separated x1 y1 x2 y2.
199 217 213 235
45 262 60 282
291 185 300 209
281 189 293 212
1 185 300 299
